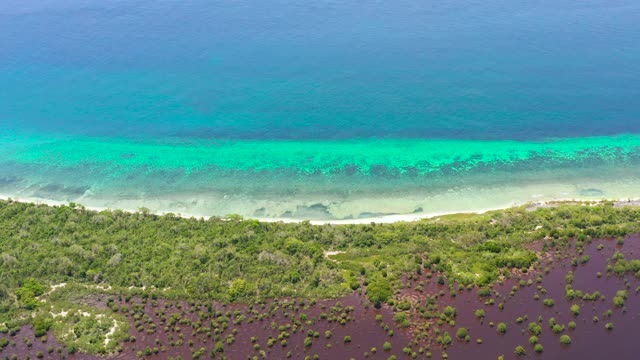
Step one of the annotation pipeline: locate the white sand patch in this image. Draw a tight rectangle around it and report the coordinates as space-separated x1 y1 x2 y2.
323 250 344 257
50 310 69 318
104 320 118 346
39 283 67 302
82 284 112 291
127 285 147 290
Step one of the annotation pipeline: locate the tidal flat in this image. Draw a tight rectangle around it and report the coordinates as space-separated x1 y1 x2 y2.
1 200 640 359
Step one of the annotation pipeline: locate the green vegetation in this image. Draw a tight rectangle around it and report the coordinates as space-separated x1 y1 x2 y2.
560 335 572 344
497 323 507 334
383 341 392 351
612 290 628 307
7 200 628 305
443 306 457 318
534 344 544 353
367 277 392 308
528 322 542 336
570 304 580 316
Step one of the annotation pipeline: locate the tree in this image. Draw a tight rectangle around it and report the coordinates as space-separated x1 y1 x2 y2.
227 279 248 302
33 316 52 337
367 277 392 308
15 279 46 310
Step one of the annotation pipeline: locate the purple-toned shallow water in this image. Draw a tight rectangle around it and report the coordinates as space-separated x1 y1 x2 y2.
400 236 640 359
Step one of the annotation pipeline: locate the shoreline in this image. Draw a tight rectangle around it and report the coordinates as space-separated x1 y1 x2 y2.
1 193 637 225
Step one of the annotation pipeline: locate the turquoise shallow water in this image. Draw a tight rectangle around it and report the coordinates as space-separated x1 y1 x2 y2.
1 0 639 219
2 132 640 220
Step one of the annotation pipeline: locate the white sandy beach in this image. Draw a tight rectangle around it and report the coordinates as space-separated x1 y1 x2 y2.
2 188 638 225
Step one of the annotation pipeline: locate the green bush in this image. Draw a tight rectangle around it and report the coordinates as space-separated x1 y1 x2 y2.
514 345 526 356
570 304 580 315
383 341 392 351
497 323 507 334
474 309 485 319
456 328 468 340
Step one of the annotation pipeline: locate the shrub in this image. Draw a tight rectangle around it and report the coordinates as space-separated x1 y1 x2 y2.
304 337 313 348
456 328 468 340
534 344 544 353
383 341 392 351
613 296 625 307
497 323 507 334
528 322 542 336
570 304 580 316
560 335 572 344
443 306 457 318
552 324 565 334
514 345 526 356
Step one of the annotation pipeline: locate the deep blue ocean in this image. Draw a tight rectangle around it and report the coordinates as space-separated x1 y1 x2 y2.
1 0 639 220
